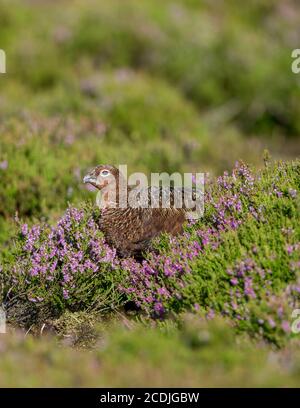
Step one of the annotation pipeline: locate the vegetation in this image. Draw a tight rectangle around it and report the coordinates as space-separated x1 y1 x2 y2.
0 0 299 387
1 317 300 387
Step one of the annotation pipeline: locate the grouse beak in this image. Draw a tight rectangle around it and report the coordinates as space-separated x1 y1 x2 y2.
83 174 97 185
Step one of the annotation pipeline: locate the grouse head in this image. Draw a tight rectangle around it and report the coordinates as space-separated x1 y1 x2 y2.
83 165 120 190
83 164 128 208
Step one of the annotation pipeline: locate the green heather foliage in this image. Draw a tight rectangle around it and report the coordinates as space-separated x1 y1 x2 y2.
2 160 299 347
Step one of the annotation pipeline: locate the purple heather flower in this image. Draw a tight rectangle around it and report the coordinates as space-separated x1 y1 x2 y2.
164 262 175 277
258 319 264 325
288 189 297 198
194 303 200 311
230 278 238 286
268 318 276 328
29 267 39 277
281 321 290 333
63 288 69 299
153 302 165 317
277 307 284 318
206 309 215 320
157 287 169 297
0 160 8 170
21 224 28 236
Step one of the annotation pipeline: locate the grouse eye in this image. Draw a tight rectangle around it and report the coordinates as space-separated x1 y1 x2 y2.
100 169 110 177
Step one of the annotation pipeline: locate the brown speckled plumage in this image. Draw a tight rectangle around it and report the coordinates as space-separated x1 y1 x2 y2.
83 165 192 258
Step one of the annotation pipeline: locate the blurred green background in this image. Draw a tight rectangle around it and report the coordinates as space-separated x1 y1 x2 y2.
0 0 300 387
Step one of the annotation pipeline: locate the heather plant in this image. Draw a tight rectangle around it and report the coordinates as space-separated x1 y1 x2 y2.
2 160 299 346
121 160 300 345
2 205 125 326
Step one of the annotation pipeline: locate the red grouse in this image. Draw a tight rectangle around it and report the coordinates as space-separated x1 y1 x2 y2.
83 165 200 258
